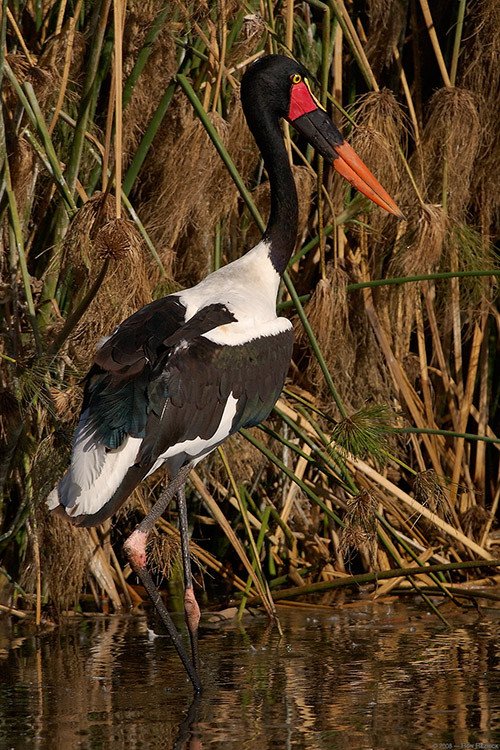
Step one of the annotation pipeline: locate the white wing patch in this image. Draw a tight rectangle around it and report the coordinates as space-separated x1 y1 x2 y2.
145 393 239 476
179 240 281 327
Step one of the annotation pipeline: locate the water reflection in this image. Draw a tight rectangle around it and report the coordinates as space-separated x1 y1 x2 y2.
1 600 500 749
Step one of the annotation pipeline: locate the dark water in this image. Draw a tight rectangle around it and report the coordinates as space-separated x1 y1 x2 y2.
1 599 500 749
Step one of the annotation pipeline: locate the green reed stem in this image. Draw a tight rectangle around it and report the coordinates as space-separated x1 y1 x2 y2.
219 447 269 600
47 259 110 358
348 269 500 290
4 66 77 214
271 407 352 491
284 270 348 418
376 524 451 626
122 82 176 196
327 0 374 89
243 559 500 604
377 513 459 603
241 428 344 527
4 155 41 354
293 403 358 494
177 73 264 230
278 269 500 310
65 0 112 198
304 0 330 101
391 426 500 445
0 0 7 176
449 0 466 87
122 4 171 109
238 504 272 620
121 191 167 276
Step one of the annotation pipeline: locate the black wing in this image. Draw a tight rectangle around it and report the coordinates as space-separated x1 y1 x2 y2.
81 296 236 450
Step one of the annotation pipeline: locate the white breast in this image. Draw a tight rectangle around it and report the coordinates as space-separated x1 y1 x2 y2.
179 240 281 333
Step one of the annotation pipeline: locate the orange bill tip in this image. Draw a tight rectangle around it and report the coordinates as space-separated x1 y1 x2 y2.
333 141 405 219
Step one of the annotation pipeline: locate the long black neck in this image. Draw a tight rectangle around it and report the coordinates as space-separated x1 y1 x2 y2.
250 110 298 276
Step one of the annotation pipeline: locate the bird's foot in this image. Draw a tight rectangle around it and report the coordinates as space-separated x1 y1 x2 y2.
123 528 148 572
184 585 201 634
184 585 201 674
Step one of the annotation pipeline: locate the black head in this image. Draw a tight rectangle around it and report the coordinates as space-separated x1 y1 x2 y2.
240 54 311 125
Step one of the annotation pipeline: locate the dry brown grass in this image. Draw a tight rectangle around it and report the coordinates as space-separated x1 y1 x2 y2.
58 193 152 364
416 87 481 219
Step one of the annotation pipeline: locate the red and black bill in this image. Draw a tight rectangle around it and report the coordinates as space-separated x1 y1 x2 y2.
287 79 405 219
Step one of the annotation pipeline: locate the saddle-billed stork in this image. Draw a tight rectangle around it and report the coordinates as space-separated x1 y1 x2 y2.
48 54 403 691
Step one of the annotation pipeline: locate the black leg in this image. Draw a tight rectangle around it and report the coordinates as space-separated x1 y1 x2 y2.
123 463 202 692
177 482 201 673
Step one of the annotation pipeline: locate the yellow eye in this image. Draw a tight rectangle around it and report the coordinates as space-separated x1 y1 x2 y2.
291 73 302 84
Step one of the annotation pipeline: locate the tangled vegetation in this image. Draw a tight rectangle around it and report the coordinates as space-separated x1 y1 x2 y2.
1 0 500 623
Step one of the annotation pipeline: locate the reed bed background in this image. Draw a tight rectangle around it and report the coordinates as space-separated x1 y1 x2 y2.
1 0 500 624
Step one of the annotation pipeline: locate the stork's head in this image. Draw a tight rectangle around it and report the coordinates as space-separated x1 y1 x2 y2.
241 55 404 219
